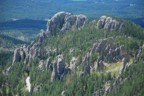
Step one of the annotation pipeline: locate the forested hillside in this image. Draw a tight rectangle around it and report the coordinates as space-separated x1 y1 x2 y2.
0 12 144 96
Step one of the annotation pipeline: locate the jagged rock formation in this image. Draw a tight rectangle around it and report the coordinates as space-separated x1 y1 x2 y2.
46 11 87 33
80 38 129 73
51 55 67 82
12 41 48 65
97 16 124 31
12 12 87 65
92 38 128 63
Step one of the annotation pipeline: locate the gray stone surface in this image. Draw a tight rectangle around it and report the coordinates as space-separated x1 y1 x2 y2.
97 16 123 31
47 11 87 33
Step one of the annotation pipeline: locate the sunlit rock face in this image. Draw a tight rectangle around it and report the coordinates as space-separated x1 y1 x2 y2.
46 11 87 33
97 16 124 31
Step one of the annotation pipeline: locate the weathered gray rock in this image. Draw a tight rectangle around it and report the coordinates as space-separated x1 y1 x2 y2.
97 16 107 29
12 48 21 64
89 38 128 65
51 55 66 82
76 15 87 29
47 11 87 33
61 15 77 31
56 55 65 77
47 11 71 32
12 12 86 65
12 42 40 65
97 16 123 31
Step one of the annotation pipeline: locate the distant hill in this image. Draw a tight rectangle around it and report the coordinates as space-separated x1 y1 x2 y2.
0 33 27 47
0 0 144 22
0 19 47 42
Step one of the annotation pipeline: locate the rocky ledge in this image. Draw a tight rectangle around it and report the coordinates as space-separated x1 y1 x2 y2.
46 11 87 33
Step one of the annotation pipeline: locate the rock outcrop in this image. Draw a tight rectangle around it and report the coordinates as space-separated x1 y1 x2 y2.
12 12 87 66
51 55 67 82
47 11 87 33
12 48 21 64
91 38 128 63
97 16 124 31
12 42 47 65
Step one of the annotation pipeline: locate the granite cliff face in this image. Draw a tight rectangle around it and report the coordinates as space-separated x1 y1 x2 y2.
46 11 87 33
